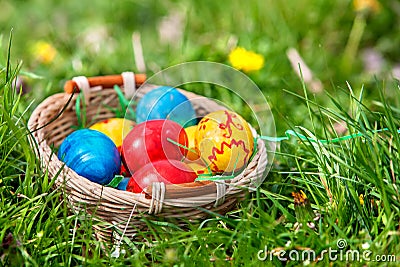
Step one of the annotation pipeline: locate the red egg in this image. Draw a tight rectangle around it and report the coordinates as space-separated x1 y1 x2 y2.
120 163 130 177
126 159 198 193
121 119 188 173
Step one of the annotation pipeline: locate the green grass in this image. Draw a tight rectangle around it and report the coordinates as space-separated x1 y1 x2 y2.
1 0 400 266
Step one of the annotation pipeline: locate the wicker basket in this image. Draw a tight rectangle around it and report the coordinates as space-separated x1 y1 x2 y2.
28 72 268 242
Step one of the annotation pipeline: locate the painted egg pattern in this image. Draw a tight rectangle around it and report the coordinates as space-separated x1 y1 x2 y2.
136 86 197 127
57 129 121 185
187 162 213 176
195 110 254 173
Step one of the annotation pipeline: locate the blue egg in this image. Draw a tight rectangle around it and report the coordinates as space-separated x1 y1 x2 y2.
58 129 121 185
136 86 197 127
116 177 130 191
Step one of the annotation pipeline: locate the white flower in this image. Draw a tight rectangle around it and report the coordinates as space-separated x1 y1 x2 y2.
362 242 370 250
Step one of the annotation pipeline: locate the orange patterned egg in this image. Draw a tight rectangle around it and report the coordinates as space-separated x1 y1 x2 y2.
187 162 213 176
89 118 134 149
195 110 254 173
184 125 201 161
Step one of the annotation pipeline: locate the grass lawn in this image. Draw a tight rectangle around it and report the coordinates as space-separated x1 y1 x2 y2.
1 0 400 266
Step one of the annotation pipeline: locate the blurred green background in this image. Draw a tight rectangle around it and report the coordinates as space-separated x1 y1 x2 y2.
1 0 400 129
0 0 400 133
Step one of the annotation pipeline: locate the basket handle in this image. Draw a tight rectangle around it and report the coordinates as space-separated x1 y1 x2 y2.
64 73 146 93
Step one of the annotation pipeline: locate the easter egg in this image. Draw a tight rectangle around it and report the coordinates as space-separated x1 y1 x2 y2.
136 86 197 127
120 163 130 177
58 129 121 184
195 110 254 173
184 125 200 161
187 162 213 176
126 160 198 193
89 118 134 149
121 119 188 173
116 177 130 191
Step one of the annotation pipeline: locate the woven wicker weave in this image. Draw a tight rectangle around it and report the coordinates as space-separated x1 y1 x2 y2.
28 73 268 242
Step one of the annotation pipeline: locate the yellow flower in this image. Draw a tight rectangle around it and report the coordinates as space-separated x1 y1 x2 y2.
292 190 308 205
359 194 364 205
353 0 381 14
292 190 316 224
228 47 264 73
32 41 57 64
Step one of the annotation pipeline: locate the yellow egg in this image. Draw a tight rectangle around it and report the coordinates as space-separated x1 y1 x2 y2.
187 162 213 176
184 125 200 161
195 110 254 173
89 118 135 148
